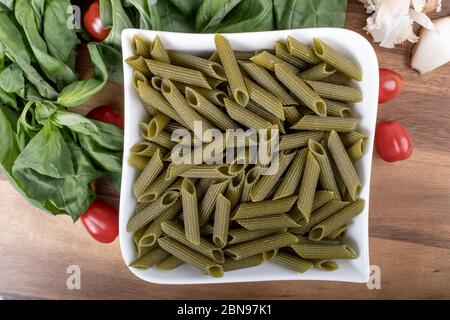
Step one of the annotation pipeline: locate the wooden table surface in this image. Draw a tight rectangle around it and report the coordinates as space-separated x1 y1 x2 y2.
1 1 449 300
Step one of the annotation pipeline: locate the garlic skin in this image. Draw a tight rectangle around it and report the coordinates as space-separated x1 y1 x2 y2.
411 17 450 74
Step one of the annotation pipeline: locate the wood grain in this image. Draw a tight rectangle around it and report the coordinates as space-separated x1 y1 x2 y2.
1 0 449 299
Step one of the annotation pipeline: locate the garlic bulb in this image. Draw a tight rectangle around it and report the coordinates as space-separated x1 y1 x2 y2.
411 17 450 74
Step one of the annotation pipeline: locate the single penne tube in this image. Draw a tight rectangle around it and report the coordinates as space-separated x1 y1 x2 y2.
134 227 153 257
222 254 265 272
306 80 363 103
158 237 224 277
250 51 300 73
322 72 352 85
289 200 349 234
215 34 249 106
326 224 348 240
169 51 226 80
213 194 231 248
166 163 197 180
251 152 296 202
273 251 313 273
297 152 321 222
225 173 245 210
148 112 171 138
150 35 171 63
227 228 286 245
224 232 298 260
311 259 339 271
185 87 239 131
224 98 274 130
283 106 302 126
237 214 300 230
273 148 308 200
146 59 212 89
347 139 364 163
133 149 164 199
291 115 358 132
128 154 150 170
233 195 297 220
274 41 309 69
179 84 227 107
129 246 170 269
322 140 347 197
325 99 353 118
309 199 365 241
151 76 163 91
244 77 285 120
275 64 326 116
138 171 178 204
155 255 185 270
308 140 342 201
279 131 324 151
130 141 161 158
132 34 151 58
199 179 230 226
339 131 369 148
239 61 297 105
180 164 232 179
313 38 362 81
312 190 335 212
246 101 286 134
286 36 321 65
327 131 361 200
126 56 151 76
160 221 224 263
181 178 200 245
132 70 148 91
240 166 261 203
291 241 358 259
298 62 336 81
127 190 180 232
147 130 176 150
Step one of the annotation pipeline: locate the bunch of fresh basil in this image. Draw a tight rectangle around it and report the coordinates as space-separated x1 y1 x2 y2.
0 0 123 221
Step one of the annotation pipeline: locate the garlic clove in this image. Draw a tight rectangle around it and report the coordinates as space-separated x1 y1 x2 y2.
411 17 450 75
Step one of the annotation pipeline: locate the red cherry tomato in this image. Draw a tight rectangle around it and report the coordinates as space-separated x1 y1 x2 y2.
84 0 110 42
86 105 124 129
375 121 413 162
81 201 119 243
379 68 404 104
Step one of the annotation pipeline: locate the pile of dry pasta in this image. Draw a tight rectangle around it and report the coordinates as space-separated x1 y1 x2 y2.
125 34 367 277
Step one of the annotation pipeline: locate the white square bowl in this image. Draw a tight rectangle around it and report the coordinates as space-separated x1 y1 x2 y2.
119 28 379 284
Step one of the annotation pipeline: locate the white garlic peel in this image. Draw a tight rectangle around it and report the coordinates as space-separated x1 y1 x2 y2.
411 17 450 74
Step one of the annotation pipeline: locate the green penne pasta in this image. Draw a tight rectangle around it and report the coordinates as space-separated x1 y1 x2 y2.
237 214 300 230
246 101 286 134
155 255 185 270
275 64 326 116
126 55 151 76
325 99 352 118
134 227 153 257
225 233 298 260
200 224 215 237
150 35 171 63
158 237 224 277
309 199 365 241
196 178 214 199
279 131 324 151
311 259 339 271
147 130 176 150
215 34 249 106
312 190 336 212
240 166 261 203
127 190 180 232
250 152 296 202
308 140 342 201
133 149 164 199
291 241 358 259
225 173 245 210
132 35 151 58
339 131 368 148
326 224 348 240
239 61 297 105
286 36 321 65
132 70 148 91
224 98 274 130
148 112 171 138
228 149 250 176
273 251 313 273
313 38 362 81
208 51 219 62
128 154 150 170
213 194 231 248
222 254 264 272
185 87 239 131
298 62 336 81
181 178 200 245
227 228 285 245
160 221 224 263
297 152 320 222
165 163 196 180
151 76 163 91
199 179 230 226
322 72 352 85
244 77 285 120
273 148 308 200
283 106 302 126
130 141 161 158
178 84 228 107
138 171 179 203
327 131 361 200
129 245 170 269
291 115 358 132
138 199 182 247
289 200 349 234
233 195 297 220
180 165 232 179
275 41 309 70
347 139 364 163
146 59 212 89
169 51 226 80
250 50 300 73
166 122 187 133
306 80 362 103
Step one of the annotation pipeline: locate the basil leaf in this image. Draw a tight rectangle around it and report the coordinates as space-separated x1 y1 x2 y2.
99 0 113 28
0 63 25 93
127 0 152 29
106 170 122 193
103 0 133 48
78 133 123 173
17 101 41 150
89 119 124 151
273 0 348 29
52 110 99 136
0 87 17 109
168 0 203 16
195 0 242 33
148 0 194 32
0 104 19 173
0 0 14 12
